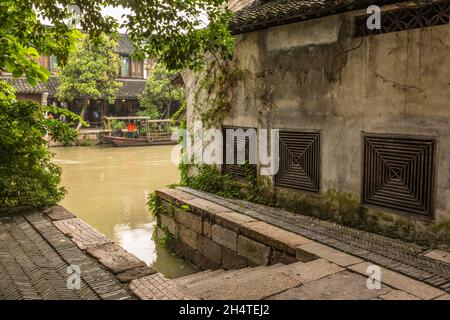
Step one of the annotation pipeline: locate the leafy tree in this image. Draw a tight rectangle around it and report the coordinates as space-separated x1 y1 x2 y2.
139 63 184 119
0 1 116 208
120 0 234 71
0 0 233 208
0 100 83 208
0 0 118 100
56 34 122 130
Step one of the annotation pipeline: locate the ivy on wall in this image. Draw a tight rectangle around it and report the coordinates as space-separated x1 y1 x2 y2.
192 59 249 128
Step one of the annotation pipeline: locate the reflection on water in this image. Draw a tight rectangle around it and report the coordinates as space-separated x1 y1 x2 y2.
51 145 197 278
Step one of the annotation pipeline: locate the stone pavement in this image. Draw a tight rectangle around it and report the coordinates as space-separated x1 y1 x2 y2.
164 187 450 300
0 206 192 300
3 198 450 300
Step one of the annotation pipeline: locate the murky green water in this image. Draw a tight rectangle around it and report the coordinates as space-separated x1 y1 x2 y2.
51 145 197 279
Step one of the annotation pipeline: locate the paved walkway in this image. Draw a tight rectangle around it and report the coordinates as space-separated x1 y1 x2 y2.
173 186 450 298
3 194 450 300
0 206 192 300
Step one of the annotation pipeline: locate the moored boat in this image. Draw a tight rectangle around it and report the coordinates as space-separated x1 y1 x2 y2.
102 116 178 147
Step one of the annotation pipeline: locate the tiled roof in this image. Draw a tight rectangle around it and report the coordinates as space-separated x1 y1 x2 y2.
46 76 61 96
116 79 146 99
3 77 48 94
3 76 146 99
117 34 134 56
229 0 409 34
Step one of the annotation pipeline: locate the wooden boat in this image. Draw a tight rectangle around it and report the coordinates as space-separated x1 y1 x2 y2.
101 116 178 147
102 134 177 147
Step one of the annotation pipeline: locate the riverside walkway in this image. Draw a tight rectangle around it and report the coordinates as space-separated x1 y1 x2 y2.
2 194 450 300
0 206 193 300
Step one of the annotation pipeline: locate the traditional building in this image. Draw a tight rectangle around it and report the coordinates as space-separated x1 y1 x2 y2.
2 34 149 127
183 0 450 243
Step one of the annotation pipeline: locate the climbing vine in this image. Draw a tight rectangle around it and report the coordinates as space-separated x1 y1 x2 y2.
193 59 249 128
147 191 160 218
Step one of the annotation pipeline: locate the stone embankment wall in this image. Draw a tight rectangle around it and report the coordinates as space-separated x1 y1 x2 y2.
155 188 319 270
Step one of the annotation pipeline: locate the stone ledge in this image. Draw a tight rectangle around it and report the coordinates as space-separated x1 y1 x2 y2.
240 221 312 256
214 211 257 232
117 266 157 283
43 205 75 221
53 217 112 250
184 198 235 220
156 188 196 206
86 243 147 274
297 242 363 267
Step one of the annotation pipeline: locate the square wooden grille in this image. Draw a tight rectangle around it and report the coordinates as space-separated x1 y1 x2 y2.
362 134 436 217
354 1 450 37
275 131 320 193
222 127 257 180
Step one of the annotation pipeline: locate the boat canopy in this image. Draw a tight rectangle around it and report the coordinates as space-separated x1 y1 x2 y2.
104 116 173 123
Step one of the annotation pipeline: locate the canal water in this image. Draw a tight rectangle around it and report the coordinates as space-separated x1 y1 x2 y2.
51 145 197 278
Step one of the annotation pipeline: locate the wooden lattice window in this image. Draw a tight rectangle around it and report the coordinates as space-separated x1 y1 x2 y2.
275 131 320 193
354 1 450 37
222 127 257 180
362 134 436 218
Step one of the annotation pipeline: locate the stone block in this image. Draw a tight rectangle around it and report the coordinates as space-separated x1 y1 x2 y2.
237 235 271 266
222 247 248 270
53 218 112 250
281 259 344 284
86 243 146 274
174 208 202 233
159 200 174 216
212 224 237 251
240 221 311 255
159 214 178 236
297 242 362 266
179 225 199 249
203 219 213 239
200 272 301 300
44 206 75 221
185 198 234 219
271 250 298 265
155 188 196 206
268 271 390 300
154 226 165 242
214 211 256 232
116 266 157 283
198 235 222 264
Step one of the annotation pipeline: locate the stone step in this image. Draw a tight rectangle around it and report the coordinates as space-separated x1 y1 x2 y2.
186 266 266 292
129 273 198 300
191 265 301 300
175 269 217 286
227 264 287 284
175 269 226 287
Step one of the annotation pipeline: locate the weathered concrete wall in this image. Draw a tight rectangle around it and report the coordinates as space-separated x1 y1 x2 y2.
184 4 450 241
